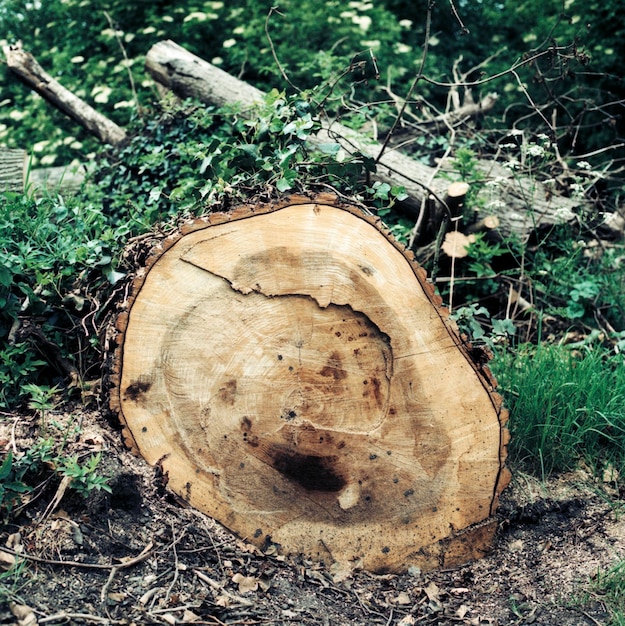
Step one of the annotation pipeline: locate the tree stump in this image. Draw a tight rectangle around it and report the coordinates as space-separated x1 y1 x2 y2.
111 194 510 572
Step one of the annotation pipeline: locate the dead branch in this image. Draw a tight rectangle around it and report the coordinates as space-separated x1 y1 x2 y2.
3 42 126 145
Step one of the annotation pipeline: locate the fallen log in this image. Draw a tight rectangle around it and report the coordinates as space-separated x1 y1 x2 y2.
110 193 511 573
145 40 578 242
3 42 126 145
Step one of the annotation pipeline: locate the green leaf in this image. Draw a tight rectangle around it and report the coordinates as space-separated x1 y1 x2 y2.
317 142 341 155
0 452 13 481
276 177 293 192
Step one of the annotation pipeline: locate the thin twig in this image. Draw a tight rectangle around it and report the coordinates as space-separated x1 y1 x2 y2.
448 218 461 314
193 569 255 607
265 7 300 92
10 417 19 454
100 566 118 604
164 523 180 603
376 2 433 163
0 541 154 570
448 0 469 34
104 11 140 114
39 612 122 624
422 44 575 89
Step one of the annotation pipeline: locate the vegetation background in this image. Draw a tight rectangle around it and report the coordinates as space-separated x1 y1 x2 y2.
0 0 624 620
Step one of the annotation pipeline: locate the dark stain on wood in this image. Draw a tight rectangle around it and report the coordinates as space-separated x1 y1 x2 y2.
319 351 347 380
271 449 346 492
218 379 237 405
125 380 151 402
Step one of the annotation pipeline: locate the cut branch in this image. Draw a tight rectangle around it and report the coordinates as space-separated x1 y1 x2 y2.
3 42 126 145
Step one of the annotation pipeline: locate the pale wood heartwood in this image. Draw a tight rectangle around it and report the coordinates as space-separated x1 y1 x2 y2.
111 194 510 572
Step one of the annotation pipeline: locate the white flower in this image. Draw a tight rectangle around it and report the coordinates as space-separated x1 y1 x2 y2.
486 199 506 210
101 28 123 38
509 128 524 136
223 38 237 48
353 14 372 31
40 154 56 166
525 144 545 158
70 55 84 63
211 57 224 65
399 19 413 28
92 86 112 103
184 11 208 22
577 160 591 170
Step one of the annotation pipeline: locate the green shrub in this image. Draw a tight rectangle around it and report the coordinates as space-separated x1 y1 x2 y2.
0 190 121 406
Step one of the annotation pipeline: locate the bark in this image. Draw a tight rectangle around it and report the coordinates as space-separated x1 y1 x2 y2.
3 42 126 145
110 194 511 573
145 40 578 242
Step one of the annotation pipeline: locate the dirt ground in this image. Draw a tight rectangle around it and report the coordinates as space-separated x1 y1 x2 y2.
1 404 623 626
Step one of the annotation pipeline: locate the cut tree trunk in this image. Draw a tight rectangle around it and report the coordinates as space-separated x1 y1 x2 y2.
145 39 578 242
0 148 26 192
110 193 510 573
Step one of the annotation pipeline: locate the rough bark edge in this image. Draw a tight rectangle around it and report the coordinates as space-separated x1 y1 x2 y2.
107 191 511 537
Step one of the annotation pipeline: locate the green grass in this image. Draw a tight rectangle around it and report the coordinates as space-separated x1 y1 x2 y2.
490 342 625 479
585 560 625 625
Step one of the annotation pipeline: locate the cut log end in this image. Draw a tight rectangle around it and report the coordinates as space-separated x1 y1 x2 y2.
110 193 509 572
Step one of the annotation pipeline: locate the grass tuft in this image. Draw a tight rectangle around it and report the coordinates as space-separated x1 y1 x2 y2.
585 560 625 625
491 342 625 480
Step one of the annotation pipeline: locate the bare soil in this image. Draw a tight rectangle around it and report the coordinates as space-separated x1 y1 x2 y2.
1 404 623 626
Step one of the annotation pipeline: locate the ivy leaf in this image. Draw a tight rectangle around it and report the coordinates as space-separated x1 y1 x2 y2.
276 177 293 192
147 187 162 204
276 169 298 192
317 142 341 156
